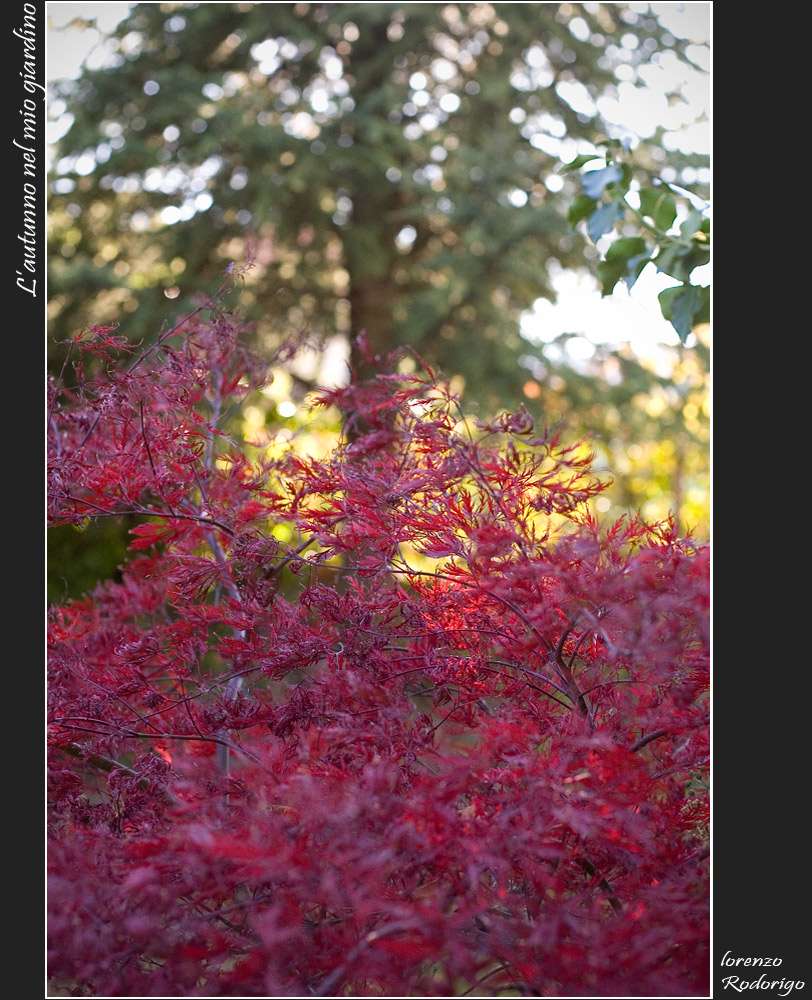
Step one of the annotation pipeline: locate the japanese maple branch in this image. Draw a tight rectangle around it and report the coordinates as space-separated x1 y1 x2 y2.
312 918 427 998
52 492 236 537
47 337 77 429
629 716 707 754
460 963 513 996
480 662 572 710
52 718 273 776
59 742 184 802
388 561 557 662
74 279 232 452
629 728 671 752
551 619 591 720
61 742 140 780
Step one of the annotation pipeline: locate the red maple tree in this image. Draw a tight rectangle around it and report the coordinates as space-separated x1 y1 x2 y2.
47 305 709 996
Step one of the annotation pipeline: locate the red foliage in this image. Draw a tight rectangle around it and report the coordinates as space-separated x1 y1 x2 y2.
47 314 709 996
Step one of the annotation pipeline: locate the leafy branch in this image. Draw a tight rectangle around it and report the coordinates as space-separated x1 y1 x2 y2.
563 140 710 343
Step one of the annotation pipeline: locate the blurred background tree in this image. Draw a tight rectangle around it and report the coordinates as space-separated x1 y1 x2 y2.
47 1 709 600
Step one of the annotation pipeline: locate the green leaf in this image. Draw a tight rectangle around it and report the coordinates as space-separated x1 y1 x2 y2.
654 243 686 280
606 236 651 289
654 238 710 284
693 284 711 327
586 201 625 244
598 237 650 295
618 162 634 190
679 209 706 241
560 154 604 174
581 164 624 200
658 283 707 343
606 236 648 261
568 194 598 228
625 251 652 290
597 258 626 297
638 187 677 232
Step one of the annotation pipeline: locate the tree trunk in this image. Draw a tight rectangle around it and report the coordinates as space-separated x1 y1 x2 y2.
347 275 399 382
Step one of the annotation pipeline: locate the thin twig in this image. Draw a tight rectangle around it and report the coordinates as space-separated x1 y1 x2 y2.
139 399 157 478
75 281 232 452
52 719 275 778
551 618 590 719
47 337 77 428
629 728 670 752
53 493 235 537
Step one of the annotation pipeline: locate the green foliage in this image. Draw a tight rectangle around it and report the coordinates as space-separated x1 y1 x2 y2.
48 2 707 396
564 139 710 342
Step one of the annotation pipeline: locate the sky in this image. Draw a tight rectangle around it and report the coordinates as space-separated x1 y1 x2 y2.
45 1 711 362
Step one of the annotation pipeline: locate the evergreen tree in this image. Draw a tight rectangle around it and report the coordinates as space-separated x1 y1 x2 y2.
49 1 708 404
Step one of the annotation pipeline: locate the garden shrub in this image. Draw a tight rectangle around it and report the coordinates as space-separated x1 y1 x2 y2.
47 309 709 996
